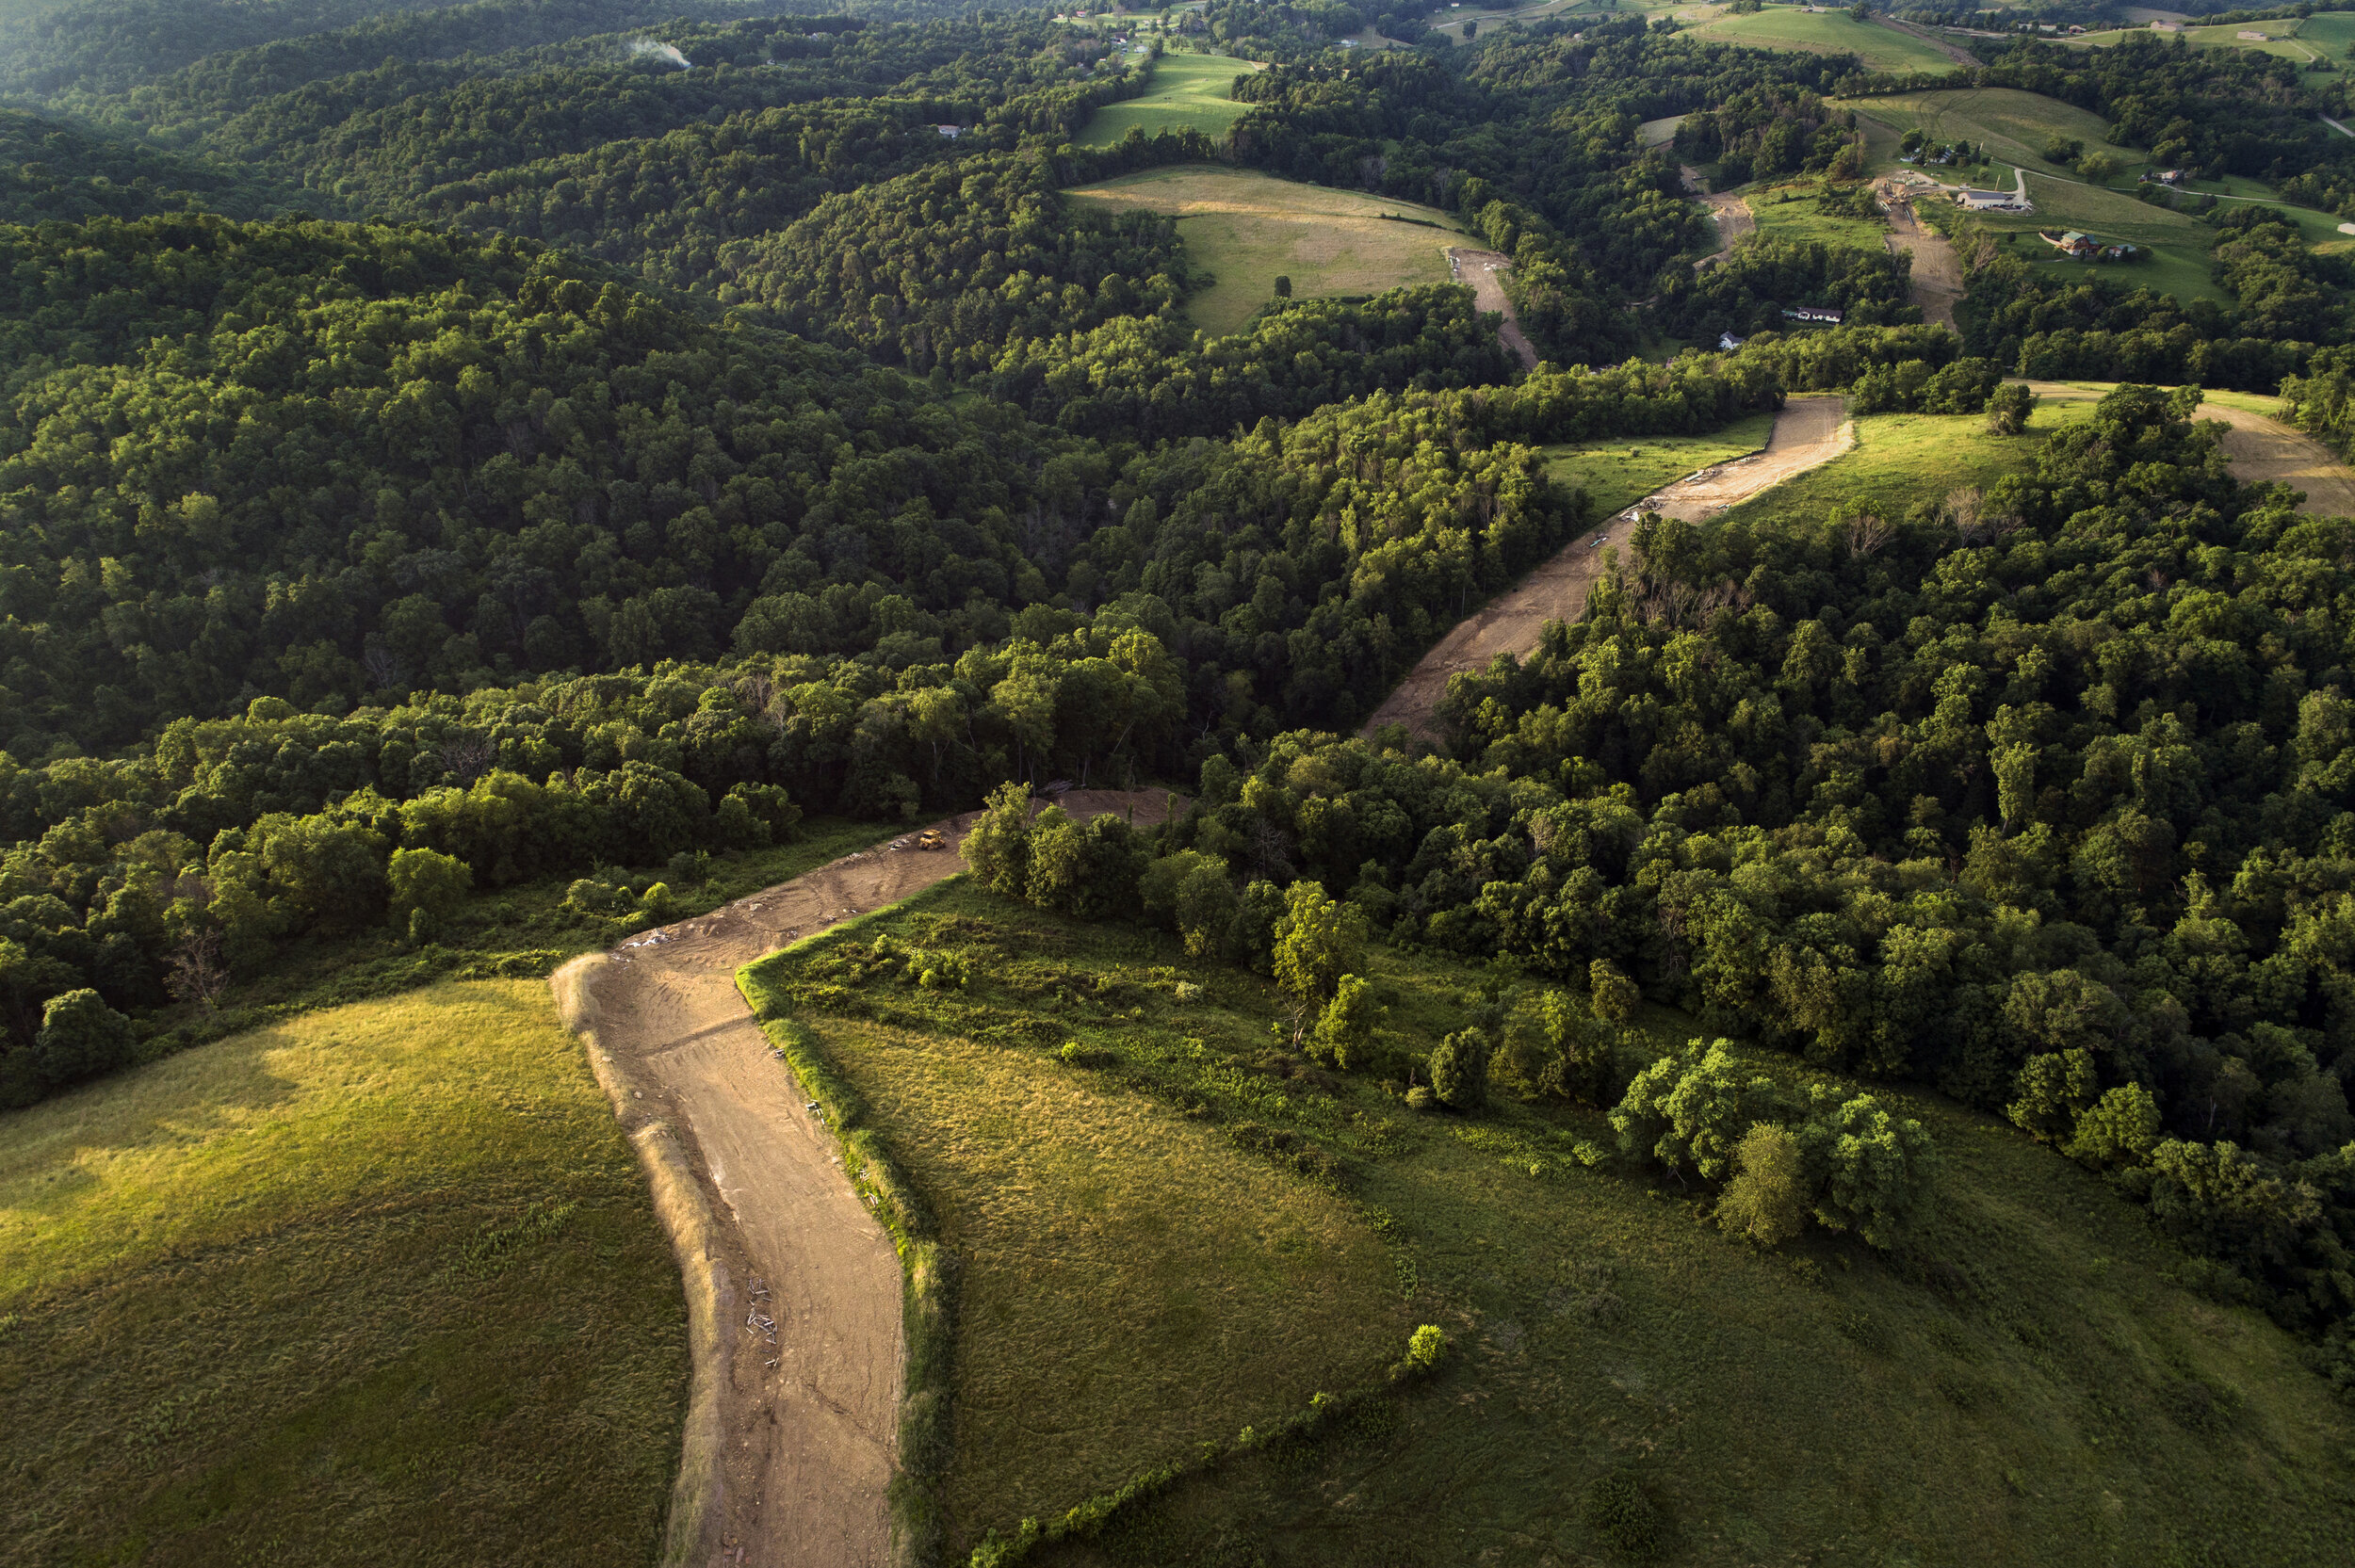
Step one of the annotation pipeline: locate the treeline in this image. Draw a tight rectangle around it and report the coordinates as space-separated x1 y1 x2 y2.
1109 386 2355 1382
1958 209 2353 389
981 284 1519 440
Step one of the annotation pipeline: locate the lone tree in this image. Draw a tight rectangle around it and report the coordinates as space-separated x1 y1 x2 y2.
1273 881 1366 1007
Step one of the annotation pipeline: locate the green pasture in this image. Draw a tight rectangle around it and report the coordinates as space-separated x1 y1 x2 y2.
0 980 687 1567
1843 88 2143 182
1713 404 2102 536
1684 8 1960 73
1545 410 1778 517
1066 165 1463 334
1076 52 1258 148
1747 179 1895 251
2071 19 2335 61
744 877 2355 1564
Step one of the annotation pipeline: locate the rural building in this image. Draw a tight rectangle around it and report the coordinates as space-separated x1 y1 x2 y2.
1718 331 1745 350
2140 169 2185 186
2043 230 2099 258
935 125 962 138
1953 187 2027 212
1781 306 1843 325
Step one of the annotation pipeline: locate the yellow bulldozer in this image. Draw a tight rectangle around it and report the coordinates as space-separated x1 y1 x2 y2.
915 828 948 851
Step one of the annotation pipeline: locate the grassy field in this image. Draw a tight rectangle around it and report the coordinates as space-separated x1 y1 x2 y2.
2071 18 2337 61
0 980 687 1566
1746 179 1894 251
1545 410 1779 516
1683 8 1960 73
1065 165 1464 334
1713 402 2102 537
1076 52 1259 148
742 877 2355 1564
1842 87 2140 183
746 883 1405 1550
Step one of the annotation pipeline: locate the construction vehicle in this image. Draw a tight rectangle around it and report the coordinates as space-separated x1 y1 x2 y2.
915 828 948 851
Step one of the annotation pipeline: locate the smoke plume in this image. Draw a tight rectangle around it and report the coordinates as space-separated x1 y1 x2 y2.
628 39 691 69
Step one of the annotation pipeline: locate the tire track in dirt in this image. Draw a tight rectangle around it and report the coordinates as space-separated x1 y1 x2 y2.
1873 176 1965 330
554 789 1182 1568
1360 397 1852 742
1448 246 1538 371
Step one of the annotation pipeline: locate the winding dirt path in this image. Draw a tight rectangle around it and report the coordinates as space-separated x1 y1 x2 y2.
1362 397 1852 741
1448 246 1538 371
554 790 1179 1568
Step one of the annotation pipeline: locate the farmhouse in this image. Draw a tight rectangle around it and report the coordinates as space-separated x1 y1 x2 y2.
1718 331 1746 350
2139 169 2185 186
2043 230 2098 258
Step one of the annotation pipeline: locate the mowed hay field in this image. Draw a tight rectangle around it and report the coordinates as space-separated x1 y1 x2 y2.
1076 52 1259 148
0 981 687 1568
1065 166 1463 334
1843 88 2143 183
1683 8 1958 73
741 884 2355 1564
1546 410 1778 517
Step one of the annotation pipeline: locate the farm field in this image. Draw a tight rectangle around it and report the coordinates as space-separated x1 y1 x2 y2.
0 981 688 1567
1544 410 1779 517
2071 18 2339 61
1065 165 1464 333
1683 8 1960 73
1076 51 1259 147
740 877 2355 1565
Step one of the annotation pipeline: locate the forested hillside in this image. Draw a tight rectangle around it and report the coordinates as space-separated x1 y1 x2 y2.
5 0 2355 1560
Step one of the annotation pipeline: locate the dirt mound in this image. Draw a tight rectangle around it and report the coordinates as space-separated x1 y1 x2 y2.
1693 191 1756 270
557 789 1182 1567
1361 398 1851 742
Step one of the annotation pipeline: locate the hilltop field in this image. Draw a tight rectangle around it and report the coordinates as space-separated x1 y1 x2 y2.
0 981 688 1567
1682 8 1961 73
1064 166 1465 332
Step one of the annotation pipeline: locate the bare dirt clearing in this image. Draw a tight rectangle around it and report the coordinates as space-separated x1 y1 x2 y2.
556 790 1179 1568
1694 190 1756 270
1362 398 1851 741
1447 246 1537 370
1875 177 1966 328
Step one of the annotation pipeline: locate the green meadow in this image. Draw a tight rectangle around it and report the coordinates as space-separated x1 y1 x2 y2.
0 981 687 1567
1684 8 1960 73
1076 52 1259 148
1546 411 1779 517
739 876 2355 1565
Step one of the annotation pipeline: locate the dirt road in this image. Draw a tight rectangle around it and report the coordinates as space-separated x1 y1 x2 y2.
1361 397 1852 741
1694 191 1756 271
1875 178 1965 329
1449 246 1538 371
555 790 1180 1568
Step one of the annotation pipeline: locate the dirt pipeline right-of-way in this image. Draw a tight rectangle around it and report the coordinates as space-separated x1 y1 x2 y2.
1361 396 1854 743
554 789 1181 1568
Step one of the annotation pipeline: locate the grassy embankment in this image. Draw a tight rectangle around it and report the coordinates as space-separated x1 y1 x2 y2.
1545 410 1780 517
1064 166 1465 334
1076 51 1259 148
1746 180 1897 251
733 866 2355 1565
0 980 688 1567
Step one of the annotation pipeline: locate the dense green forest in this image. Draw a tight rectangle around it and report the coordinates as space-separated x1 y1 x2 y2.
5 0 2355 1557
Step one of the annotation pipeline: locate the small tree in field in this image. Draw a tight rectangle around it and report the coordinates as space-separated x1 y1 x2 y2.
166 929 230 1010
35 989 135 1087
1309 974 1379 1071
1273 881 1366 1008
1717 1123 1811 1246
961 781 1033 897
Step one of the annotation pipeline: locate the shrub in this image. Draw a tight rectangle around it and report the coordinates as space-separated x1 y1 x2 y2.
1429 1026 1493 1112
1308 974 1378 1070
1400 1323 1448 1372
34 989 135 1087
387 847 472 936
1583 1472 1665 1559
